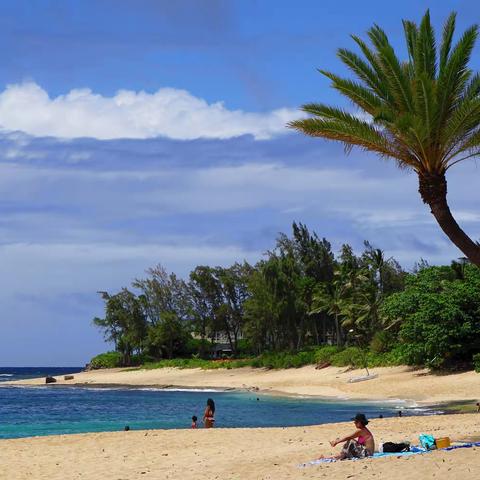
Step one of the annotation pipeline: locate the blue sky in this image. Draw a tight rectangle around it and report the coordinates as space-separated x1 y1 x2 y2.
1 0 479 365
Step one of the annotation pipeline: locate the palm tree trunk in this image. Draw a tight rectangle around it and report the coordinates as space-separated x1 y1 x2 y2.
418 172 480 267
335 314 343 347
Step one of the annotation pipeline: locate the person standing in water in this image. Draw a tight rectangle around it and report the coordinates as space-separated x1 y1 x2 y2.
191 415 198 429
203 398 215 428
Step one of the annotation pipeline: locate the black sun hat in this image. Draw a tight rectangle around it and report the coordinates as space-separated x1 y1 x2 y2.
352 413 369 425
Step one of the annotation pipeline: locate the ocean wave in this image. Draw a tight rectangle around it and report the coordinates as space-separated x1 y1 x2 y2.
138 387 227 393
82 387 227 393
47 385 228 393
0 374 14 377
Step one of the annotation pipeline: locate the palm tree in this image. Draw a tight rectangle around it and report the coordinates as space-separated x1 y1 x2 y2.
310 277 346 347
290 11 480 266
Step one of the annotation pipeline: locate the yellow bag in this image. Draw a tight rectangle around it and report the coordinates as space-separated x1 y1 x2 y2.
435 437 451 449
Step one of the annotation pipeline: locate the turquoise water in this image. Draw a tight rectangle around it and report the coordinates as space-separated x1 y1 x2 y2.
0 368 428 439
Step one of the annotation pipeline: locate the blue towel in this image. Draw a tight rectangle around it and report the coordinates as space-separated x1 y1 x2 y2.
299 448 428 467
299 442 480 468
299 447 429 468
442 441 480 451
372 449 428 458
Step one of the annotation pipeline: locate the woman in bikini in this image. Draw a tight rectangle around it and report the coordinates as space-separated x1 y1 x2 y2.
203 398 215 428
324 413 375 460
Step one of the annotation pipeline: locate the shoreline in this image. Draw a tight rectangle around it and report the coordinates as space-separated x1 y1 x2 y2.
4 365 480 408
0 381 433 411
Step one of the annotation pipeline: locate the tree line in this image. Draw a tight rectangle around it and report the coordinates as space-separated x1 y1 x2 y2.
92 222 480 370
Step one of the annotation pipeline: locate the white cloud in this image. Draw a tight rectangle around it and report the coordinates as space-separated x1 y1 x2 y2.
0 160 412 217
0 82 300 140
0 241 260 295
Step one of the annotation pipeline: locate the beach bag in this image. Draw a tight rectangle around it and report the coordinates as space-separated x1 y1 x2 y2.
419 434 436 450
382 442 410 453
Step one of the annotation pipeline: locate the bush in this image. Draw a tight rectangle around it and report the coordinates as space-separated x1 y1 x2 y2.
89 351 123 369
365 347 403 367
137 346 405 371
381 265 480 368
314 346 341 364
331 347 365 368
474 353 480 373
236 339 254 356
184 337 212 357
255 350 317 369
370 331 396 354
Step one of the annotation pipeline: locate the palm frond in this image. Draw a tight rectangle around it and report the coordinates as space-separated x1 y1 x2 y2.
402 19 418 63
350 35 392 102
367 25 414 112
290 10 480 177
336 48 389 101
289 105 415 166
436 25 478 130
462 72 480 101
415 9 436 79
319 70 383 114
439 12 456 72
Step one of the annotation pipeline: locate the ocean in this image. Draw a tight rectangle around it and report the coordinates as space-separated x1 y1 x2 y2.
0 367 84 382
0 367 428 439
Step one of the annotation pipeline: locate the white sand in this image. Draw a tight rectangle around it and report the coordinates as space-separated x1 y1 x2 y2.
1 414 480 480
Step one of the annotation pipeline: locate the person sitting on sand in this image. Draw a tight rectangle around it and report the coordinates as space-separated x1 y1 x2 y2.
203 398 215 428
323 413 375 460
191 415 198 429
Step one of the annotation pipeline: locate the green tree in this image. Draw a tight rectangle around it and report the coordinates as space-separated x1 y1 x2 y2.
189 265 225 348
93 289 147 366
133 264 192 326
215 262 252 354
146 312 190 359
310 275 347 347
243 265 279 353
382 264 480 367
290 11 480 266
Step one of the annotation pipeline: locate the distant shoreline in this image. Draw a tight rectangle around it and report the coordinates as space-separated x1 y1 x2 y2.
4 365 480 408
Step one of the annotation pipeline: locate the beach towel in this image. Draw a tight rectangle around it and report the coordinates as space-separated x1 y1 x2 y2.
442 441 480 451
299 442 480 468
299 448 428 467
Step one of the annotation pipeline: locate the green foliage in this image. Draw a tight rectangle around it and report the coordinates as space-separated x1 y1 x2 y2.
473 353 480 373
184 338 211 357
137 347 401 371
244 223 337 352
255 350 318 369
141 350 319 370
370 331 396 353
289 10 480 266
89 351 149 369
290 10 480 176
382 265 480 368
93 289 147 366
89 351 123 369
90 223 480 373
314 346 341 364
145 313 191 359
330 347 365 368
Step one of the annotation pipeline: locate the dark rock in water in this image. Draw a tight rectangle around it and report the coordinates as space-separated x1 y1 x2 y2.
124 425 130 431
45 376 57 384
64 375 74 381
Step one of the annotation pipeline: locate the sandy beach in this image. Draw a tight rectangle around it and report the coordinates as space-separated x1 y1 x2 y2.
3 367 480 479
6 365 480 405
1 413 479 480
